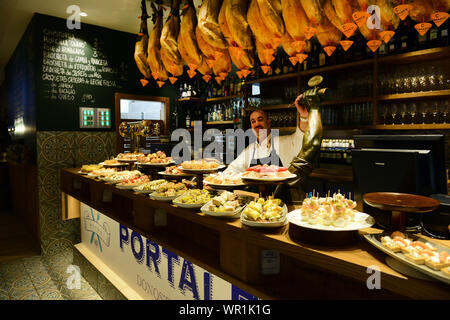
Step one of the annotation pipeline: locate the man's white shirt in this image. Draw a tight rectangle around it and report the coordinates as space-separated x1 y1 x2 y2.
225 127 304 173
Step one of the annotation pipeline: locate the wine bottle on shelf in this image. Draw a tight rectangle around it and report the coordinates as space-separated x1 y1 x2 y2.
429 23 439 48
336 45 345 64
319 49 326 67
379 40 388 56
274 53 282 75
439 16 449 47
172 104 179 130
353 34 364 61
417 28 428 50
229 76 235 96
186 109 191 128
212 83 217 98
233 100 239 129
179 83 184 98
310 40 319 69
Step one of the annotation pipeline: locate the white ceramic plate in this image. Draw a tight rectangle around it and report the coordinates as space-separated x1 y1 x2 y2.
158 171 194 177
116 183 143 190
103 178 121 184
204 182 246 188
241 173 297 182
137 161 174 167
117 158 138 163
287 210 375 231
364 233 450 285
149 192 182 202
172 194 210 208
240 204 288 228
100 162 127 167
200 201 245 218
179 164 226 173
132 188 153 194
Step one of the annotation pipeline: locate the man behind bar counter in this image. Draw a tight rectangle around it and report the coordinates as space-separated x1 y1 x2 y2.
224 94 309 174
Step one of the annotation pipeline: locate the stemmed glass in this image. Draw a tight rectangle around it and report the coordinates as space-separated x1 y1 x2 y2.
400 103 411 124
390 103 398 124
394 67 404 93
427 64 437 91
431 100 444 124
444 100 450 123
417 67 428 92
409 102 418 124
271 112 279 128
403 69 413 93
378 104 386 124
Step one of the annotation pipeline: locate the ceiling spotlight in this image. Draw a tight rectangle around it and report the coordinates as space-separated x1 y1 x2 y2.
80 12 88 17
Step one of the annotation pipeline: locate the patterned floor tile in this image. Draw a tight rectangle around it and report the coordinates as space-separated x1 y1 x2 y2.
0 260 27 275
38 287 65 300
14 290 41 300
22 256 48 274
0 288 9 300
28 271 53 289
9 274 34 292
0 254 102 300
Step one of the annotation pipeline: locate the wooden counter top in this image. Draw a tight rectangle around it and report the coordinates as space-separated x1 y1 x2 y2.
61 168 450 300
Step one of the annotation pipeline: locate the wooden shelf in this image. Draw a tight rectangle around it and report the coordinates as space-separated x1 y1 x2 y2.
246 72 297 84
378 90 450 102
300 59 373 77
322 97 373 106
206 95 242 102
178 97 205 102
323 125 374 131
378 46 450 65
246 104 292 111
324 124 450 130
370 123 450 130
272 127 297 132
205 121 234 125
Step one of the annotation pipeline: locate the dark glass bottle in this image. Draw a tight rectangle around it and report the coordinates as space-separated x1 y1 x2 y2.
273 53 282 75
429 24 440 48
395 18 416 53
353 33 364 61
318 50 326 67
439 16 449 46
310 40 319 69
328 47 337 66
417 29 428 50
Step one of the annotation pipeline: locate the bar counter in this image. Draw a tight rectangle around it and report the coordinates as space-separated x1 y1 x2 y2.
61 168 450 300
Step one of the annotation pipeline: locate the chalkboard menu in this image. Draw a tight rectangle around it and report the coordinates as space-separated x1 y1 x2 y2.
34 13 156 131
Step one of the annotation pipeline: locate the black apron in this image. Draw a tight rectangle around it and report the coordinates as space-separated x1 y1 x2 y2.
249 137 282 195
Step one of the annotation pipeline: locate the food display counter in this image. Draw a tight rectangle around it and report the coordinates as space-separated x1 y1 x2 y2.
61 167 450 300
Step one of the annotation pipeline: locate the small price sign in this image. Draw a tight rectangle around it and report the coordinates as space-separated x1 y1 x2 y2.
323 46 336 56
352 11 371 27
379 30 395 43
367 40 382 52
393 4 413 21
341 23 358 38
340 40 354 51
431 12 449 27
414 22 432 36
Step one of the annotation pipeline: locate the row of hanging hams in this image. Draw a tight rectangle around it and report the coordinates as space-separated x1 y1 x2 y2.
134 0 450 87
